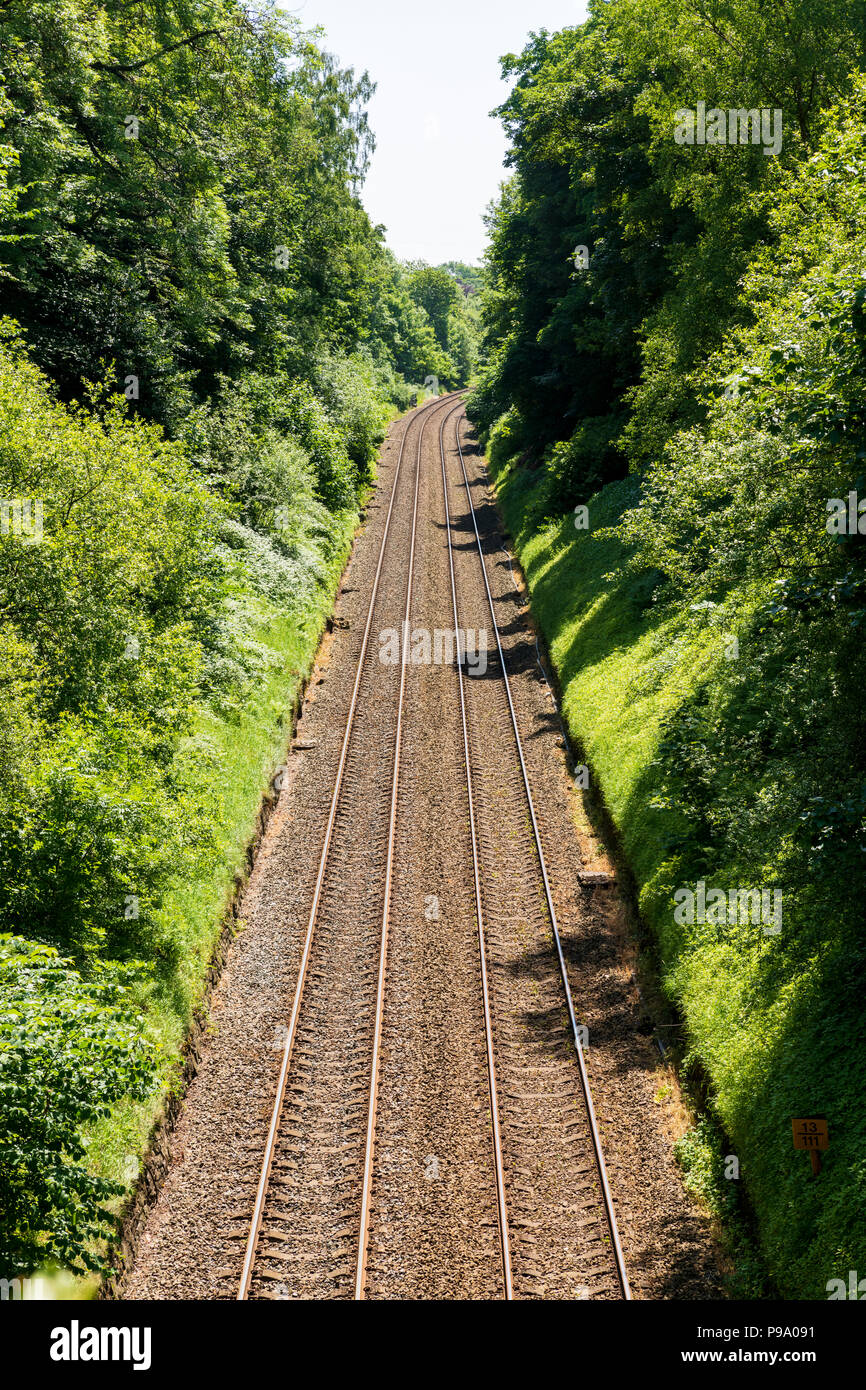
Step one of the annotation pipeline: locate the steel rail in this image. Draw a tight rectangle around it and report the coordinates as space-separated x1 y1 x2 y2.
437 398 514 1299
237 392 458 1301
353 390 443 1299
449 407 632 1301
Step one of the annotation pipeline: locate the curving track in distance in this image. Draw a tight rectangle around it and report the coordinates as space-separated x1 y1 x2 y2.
236 393 631 1301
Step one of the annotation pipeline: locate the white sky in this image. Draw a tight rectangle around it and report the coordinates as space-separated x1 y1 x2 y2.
279 0 589 266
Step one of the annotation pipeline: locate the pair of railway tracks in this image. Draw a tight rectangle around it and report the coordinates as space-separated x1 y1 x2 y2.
237 393 631 1300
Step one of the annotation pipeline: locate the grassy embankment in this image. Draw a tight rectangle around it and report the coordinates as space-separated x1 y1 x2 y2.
485 454 864 1300
85 513 359 1253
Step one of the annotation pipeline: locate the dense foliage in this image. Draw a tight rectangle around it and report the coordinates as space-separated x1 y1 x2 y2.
0 936 155 1278
472 0 866 1296
0 0 478 1276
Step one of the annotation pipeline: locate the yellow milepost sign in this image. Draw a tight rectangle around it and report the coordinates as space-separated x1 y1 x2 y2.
792 1116 828 1174
792 1117 829 1150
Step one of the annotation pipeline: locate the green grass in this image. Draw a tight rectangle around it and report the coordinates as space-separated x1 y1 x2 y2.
489 457 866 1301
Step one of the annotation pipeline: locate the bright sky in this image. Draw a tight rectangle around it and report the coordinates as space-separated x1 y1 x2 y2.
280 0 588 266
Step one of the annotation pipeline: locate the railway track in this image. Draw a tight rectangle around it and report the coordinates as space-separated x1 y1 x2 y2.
236 394 630 1301
237 392 458 1300
442 405 631 1300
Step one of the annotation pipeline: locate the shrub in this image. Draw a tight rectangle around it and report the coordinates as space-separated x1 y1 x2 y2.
0 936 157 1278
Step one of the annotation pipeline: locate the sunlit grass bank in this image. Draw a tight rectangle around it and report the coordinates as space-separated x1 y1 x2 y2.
488 455 865 1301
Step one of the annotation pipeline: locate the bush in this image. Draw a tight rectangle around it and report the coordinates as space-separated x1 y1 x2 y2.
547 412 626 511
0 936 157 1277
314 352 392 480
0 328 223 965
